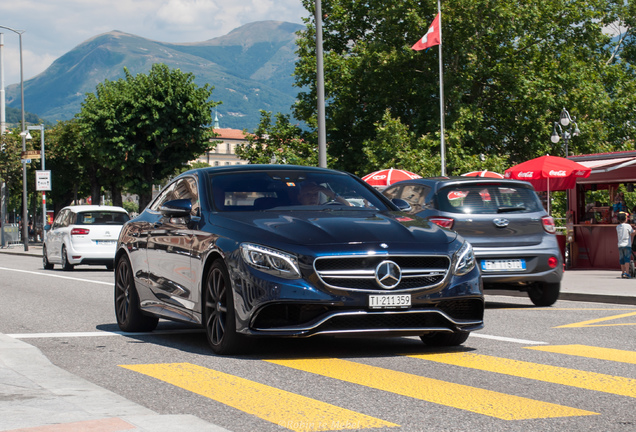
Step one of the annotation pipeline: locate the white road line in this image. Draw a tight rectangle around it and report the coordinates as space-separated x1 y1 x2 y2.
0 266 112 285
8 329 204 339
471 333 547 345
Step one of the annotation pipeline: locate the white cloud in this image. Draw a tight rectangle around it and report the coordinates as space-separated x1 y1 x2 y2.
0 0 307 85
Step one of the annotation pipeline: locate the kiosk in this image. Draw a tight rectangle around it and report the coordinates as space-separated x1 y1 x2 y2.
567 151 636 269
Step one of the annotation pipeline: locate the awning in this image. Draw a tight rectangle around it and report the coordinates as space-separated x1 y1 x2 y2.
574 156 636 173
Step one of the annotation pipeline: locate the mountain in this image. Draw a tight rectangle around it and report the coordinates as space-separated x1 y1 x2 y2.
4 21 304 130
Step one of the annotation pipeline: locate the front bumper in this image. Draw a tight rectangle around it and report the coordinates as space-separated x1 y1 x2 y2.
231 260 484 338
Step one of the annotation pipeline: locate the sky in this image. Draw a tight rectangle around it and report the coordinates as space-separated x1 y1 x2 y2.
0 0 308 86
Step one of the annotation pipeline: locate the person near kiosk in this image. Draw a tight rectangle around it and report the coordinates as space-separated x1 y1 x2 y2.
616 211 635 279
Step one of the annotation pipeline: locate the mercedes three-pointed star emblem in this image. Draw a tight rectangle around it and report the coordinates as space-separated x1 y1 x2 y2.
375 260 402 289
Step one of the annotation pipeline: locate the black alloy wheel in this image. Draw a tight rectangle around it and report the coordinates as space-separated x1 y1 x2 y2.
42 246 53 270
204 260 242 355
114 255 158 332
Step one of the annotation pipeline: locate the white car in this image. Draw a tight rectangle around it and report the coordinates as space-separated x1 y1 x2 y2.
43 205 130 270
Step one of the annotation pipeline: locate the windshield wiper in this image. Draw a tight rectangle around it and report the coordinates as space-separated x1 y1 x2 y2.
497 206 526 213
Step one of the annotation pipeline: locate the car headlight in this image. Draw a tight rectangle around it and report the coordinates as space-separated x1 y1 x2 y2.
240 243 301 279
453 241 476 276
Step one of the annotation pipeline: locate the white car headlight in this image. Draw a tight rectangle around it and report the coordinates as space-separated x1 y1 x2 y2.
453 241 476 276
240 243 301 279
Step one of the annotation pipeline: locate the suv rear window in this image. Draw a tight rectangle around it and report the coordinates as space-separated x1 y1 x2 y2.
437 185 543 214
75 211 130 225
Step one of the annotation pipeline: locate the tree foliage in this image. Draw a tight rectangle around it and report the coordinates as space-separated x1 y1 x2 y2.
293 0 636 176
42 120 91 213
77 64 219 210
235 111 318 166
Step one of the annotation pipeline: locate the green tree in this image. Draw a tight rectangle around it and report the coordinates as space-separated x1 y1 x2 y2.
44 120 91 213
235 111 318 166
0 130 24 220
78 64 219 210
294 0 636 176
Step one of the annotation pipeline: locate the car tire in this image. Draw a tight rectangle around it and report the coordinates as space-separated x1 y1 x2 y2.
528 282 560 307
43 246 54 270
114 255 159 332
61 246 74 271
204 260 243 355
420 331 470 347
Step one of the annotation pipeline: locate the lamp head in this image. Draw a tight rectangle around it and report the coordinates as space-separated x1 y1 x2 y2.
551 123 560 143
560 108 570 126
25 132 32 141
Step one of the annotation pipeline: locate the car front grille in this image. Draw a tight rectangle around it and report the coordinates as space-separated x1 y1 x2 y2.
314 255 450 292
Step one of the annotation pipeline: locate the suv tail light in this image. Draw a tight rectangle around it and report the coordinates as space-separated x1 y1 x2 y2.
429 217 454 229
71 228 90 235
541 216 556 234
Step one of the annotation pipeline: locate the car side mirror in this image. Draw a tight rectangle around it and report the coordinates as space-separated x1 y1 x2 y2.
44 224 51 231
159 199 192 217
391 198 412 212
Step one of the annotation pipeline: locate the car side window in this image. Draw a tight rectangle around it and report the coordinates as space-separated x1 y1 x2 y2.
172 177 199 216
399 185 428 212
52 209 68 228
150 182 176 212
383 186 402 200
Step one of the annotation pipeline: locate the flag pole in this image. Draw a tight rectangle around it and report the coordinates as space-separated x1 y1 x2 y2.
437 0 446 176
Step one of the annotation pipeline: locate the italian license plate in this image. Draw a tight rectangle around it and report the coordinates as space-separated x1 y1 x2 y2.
481 259 526 272
96 240 116 245
369 294 411 309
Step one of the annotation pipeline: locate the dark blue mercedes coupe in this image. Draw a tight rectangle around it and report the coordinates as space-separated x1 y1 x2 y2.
114 165 484 354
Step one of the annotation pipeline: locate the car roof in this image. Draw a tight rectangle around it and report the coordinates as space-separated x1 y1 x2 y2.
389 176 535 190
180 164 352 177
61 205 128 213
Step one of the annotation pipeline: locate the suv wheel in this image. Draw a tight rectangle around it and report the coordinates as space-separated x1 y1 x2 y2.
528 282 560 306
43 246 54 270
61 246 74 271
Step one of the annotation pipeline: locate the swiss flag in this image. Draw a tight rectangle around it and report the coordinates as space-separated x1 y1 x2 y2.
411 13 440 51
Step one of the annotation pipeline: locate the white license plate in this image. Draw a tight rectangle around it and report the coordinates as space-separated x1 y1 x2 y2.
95 240 116 245
369 294 411 309
481 259 526 271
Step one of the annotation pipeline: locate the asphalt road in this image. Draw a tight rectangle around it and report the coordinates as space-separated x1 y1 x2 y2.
1 253 636 431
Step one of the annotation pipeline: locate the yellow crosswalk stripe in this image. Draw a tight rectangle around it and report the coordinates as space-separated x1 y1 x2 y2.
406 351 636 398
266 358 596 420
526 344 636 365
554 311 636 328
120 363 397 432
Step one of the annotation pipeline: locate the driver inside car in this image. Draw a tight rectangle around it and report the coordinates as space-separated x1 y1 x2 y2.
297 181 350 206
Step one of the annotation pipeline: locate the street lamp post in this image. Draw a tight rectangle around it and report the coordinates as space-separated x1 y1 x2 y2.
27 124 46 241
551 107 580 158
0 25 27 250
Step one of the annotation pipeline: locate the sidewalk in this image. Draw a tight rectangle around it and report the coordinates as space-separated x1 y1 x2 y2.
0 244 230 432
0 245 634 432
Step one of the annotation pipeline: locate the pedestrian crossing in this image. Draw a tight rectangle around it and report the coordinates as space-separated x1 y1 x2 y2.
120 344 636 430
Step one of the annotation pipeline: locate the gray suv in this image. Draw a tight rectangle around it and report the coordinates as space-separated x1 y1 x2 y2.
382 177 563 306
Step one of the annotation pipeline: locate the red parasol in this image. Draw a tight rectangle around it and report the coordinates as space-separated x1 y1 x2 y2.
504 155 591 213
362 168 422 187
504 155 591 191
461 170 504 178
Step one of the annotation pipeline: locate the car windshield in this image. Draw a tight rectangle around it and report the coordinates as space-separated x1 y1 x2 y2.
208 170 389 212
437 184 543 214
75 211 130 225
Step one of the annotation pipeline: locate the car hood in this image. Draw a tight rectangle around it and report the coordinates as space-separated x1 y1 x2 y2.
211 209 458 246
